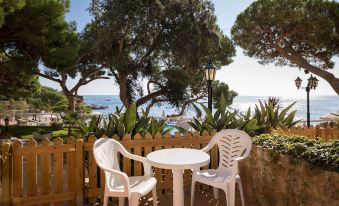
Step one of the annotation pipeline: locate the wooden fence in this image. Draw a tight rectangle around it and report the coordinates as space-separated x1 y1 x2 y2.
273 125 339 139
1 131 217 206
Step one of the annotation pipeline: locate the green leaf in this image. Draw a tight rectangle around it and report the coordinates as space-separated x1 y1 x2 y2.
192 103 202 119
219 92 227 113
200 103 216 128
123 102 137 133
278 102 296 120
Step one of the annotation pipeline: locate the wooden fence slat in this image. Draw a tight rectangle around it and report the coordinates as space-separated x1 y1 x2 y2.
76 139 84 205
153 133 163 193
27 139 37 202
1 141 12 206
163 132 173 193
67 137 76 206
274 126 339 140
88 136 97 204
122 134 131 176
133 133 142 176
12 140 23 200
53 138 64 206
144 133 153 156
41 138 51 206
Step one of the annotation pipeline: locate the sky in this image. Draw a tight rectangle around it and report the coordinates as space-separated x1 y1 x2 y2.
40 0 339 97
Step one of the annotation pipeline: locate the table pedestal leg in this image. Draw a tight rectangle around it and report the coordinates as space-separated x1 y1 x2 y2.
172 169 184 206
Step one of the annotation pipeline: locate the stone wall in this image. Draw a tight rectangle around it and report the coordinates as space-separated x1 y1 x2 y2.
239 146 339 206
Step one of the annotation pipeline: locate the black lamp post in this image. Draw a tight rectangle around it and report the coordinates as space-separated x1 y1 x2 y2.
4 116 9 131
204 59 217 112
294 75 319 128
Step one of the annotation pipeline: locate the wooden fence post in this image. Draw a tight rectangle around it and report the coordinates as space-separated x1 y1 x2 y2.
75 139 84 205
1 141 12 206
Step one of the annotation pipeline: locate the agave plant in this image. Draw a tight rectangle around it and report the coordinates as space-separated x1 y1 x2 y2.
237 107 261 136
78 115 106 138
185 94 299 136
103 103 172 138
254 99 300 133
187 93 258 134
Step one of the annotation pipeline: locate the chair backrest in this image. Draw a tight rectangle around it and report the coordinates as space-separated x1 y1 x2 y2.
93 138 126 188
210 129 252 171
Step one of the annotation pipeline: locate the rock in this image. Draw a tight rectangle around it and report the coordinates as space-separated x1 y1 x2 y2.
32 132 52 140
87 104 109 110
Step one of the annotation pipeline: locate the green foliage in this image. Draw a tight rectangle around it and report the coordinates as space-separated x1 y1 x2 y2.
186 95 299 136
78 115 105 137
103 103 172 138
78 103 172 138
212 80 238 109
28 86 68 113
187 92 257 134
79 103 92 114
253 99 300 133
253 134 339 171
86 0 235 108
50 121 63 131
61 112 82 135
0 74 41 100
0 0 26 27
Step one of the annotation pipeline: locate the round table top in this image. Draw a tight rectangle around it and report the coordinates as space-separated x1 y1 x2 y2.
147 148 210 170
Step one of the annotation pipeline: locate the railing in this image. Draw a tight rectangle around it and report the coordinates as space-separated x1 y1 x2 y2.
273 125 339 139
1 131 217 206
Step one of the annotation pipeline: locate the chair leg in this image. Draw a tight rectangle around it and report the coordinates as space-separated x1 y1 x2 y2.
152 187 157 206
191 181 196 206
228 182 236 206
119 197 125 206
237 179 245 206
223 188 229 206
129 194 140 206
103 195 109 206
213 187 219 199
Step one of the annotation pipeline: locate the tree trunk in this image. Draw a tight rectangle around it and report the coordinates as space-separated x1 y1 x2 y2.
296 60 339 95
118 74 130 108
65 93 76 113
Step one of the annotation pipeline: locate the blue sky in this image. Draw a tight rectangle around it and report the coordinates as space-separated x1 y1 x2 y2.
40 0 339 96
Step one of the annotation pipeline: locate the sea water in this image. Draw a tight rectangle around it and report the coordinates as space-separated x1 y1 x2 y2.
83 95 339 121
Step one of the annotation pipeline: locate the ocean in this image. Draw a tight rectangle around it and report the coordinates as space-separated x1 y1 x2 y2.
83 95 339 122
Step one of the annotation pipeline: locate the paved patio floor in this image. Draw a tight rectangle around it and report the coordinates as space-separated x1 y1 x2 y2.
96 188 242 206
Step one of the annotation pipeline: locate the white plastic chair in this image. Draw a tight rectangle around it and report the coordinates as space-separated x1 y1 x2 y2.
93 138 157 206
191 129 252 206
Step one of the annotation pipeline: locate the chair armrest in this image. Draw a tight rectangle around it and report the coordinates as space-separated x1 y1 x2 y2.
102 167 130 192
201 143 213 152
234 157 245 162
120 149 152 176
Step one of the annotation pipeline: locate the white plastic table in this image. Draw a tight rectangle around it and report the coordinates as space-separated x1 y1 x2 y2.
147 148 210 206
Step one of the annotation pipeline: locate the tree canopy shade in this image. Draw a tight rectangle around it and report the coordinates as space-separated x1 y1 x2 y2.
0 0 26 27
231 0 339 95
28 86 68 113
212 80 237 109
0 0 108 112
86 0 235 110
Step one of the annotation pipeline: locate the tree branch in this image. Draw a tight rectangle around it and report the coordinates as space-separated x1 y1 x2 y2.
135 89 165 107
35 71 62 84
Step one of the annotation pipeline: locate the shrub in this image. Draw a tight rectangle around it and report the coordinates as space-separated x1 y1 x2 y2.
78 103 173 138
186 95 299 136
50 122 63 130
252 134 339 171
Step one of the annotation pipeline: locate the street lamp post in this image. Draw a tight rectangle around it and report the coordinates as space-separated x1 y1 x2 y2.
294 75 319 128
204 59 217 112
